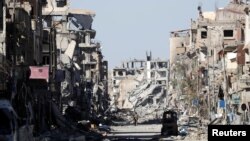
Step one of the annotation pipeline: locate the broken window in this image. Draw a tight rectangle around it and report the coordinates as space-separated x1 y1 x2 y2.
158 62 167 68
152 87 161 94
224 30 234 37
201 31 207 39
127 70 135 75
118 71 123 76
42 55 50 65
56 0 67 7
159 71 167 77
43 30 50 44
151 72 155 77
151 63 155 69
41 0 48 6
91 71 94 78
211 50 214 56
91 64 95 69
160 80 166 85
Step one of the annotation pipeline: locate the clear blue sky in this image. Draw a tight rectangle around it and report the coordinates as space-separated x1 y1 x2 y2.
70 0 229 69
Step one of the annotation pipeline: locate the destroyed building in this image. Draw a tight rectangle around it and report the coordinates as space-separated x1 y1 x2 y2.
110 52 169 123
42 0 109 120
169 0 250 125
0 0 109 140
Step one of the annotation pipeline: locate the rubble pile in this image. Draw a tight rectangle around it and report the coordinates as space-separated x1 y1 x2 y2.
0 0 111 140
109 80 167 125
128 81 167 123
168 0 250 125
164 114 208 141
182 127 207 141
110 53 169 124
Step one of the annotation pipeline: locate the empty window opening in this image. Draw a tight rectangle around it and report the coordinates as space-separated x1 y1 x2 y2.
201 31 207 39
224 30 233 37
91 65 95 69
42 55 50 65
118 71 123 76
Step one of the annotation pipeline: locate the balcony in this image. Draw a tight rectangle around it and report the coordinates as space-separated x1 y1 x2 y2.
239 74 250 89
82 60 97 65
79 41 100 48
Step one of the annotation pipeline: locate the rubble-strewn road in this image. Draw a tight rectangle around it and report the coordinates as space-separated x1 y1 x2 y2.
107 124 208 141
108 124 162 140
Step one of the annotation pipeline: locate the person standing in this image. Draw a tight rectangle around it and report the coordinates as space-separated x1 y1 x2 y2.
133 112 139 126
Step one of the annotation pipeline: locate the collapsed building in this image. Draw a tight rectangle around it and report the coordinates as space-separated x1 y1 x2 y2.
42 0 109 121
0 0 109 140
110 53 169 123
169 0 250 125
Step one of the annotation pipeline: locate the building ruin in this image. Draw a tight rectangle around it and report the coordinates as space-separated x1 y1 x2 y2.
0 0 109 140
169 0 250 124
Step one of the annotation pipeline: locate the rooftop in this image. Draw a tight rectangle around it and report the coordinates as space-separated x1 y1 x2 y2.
69 9 96 16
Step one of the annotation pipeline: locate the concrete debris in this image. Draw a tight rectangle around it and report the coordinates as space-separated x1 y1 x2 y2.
179 127 188 136
98 124 112 133
183 127 207 141
129 82 167 123
168 0 250 126
0 0 110 140
1 0 250 140
109 52 168 124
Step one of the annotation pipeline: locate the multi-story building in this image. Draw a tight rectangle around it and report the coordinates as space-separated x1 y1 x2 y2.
169 0 250 124
42 0 109 119
110 52 168 109
0 0 109 137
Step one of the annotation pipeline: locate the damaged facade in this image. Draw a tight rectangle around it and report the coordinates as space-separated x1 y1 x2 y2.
0 0 109 140
110 53 169 123
169 0 250 125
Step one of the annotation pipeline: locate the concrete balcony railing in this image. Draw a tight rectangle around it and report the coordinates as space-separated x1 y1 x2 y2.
239 74 250 88
79 40 101 48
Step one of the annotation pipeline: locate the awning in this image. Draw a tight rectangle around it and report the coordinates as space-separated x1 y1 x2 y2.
224 45 237 52
29 66 49 80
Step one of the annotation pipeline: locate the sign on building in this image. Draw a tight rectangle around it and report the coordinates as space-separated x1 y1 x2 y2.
231 94 241 105
219 100 225 108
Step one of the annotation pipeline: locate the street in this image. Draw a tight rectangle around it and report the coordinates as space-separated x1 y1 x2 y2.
107 124 207 141
108 124 162 140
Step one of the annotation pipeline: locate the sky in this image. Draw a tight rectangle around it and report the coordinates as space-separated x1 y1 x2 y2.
70 0 229 69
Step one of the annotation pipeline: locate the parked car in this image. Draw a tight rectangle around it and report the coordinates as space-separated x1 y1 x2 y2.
0 100 18 141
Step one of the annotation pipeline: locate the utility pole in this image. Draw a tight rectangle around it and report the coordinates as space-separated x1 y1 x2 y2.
212 47 215 115
210 27 224 120
196 52 200 117
207 28 211 120
204 42 211 120
222 43 228 121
